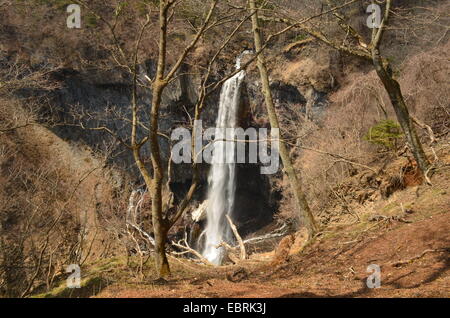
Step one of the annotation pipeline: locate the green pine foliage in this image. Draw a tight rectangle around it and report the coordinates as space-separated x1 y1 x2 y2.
364 119 403 150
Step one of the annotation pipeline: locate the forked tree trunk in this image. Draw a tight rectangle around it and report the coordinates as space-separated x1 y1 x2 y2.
249 0 317 237
138 0 217 278
148 1 171 277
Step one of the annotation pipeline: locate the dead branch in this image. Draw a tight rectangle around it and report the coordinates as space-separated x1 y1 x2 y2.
411 115 436 144
171 234 213 266
242 224 288 245
127 223 155 248
216 242 240 264
288 142 377 173
225 215 247 260
391 248 449 267
368 214 411 223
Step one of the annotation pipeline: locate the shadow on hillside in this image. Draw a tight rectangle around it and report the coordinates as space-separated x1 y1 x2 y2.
278 253 449 298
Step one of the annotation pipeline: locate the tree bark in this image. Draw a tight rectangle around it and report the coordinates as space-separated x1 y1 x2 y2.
371 53 430 174
149 80 170 278
249 0 317 237
143 0 218 277
148 1 171 279
370 0 429 175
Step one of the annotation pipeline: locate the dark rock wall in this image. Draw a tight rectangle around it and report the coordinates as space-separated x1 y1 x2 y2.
44 58 326 236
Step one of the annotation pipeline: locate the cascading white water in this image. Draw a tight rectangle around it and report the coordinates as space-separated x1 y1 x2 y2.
201 52 249 265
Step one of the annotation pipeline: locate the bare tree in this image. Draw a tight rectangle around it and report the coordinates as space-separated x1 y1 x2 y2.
73 0 263 278
69 0 366 277
369 0 430 175
248 0 318 237
267 0 431 176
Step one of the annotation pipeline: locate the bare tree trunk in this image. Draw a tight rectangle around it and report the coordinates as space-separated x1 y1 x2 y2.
149 1 171 279
268 0 430 176
141 0 219 278
370 0 429 175
149 81 169 278
249 0 317 237
371 54 430 173
75 0 230 278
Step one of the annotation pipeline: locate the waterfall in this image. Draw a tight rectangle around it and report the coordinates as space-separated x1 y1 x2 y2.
201 52 249 265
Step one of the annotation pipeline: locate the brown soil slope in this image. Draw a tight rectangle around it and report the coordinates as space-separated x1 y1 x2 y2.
94 154 449 298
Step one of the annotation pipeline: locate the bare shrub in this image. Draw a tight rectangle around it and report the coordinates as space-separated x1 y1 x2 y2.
0 93 128 296
399 41 450 136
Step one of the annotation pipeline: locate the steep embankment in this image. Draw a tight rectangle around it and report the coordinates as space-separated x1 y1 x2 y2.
0 96 124 296
94 175 449 297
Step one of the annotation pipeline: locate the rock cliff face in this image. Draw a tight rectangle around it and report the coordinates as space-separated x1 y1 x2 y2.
1 0 340 236
1 0 349 238
43 54 329 235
